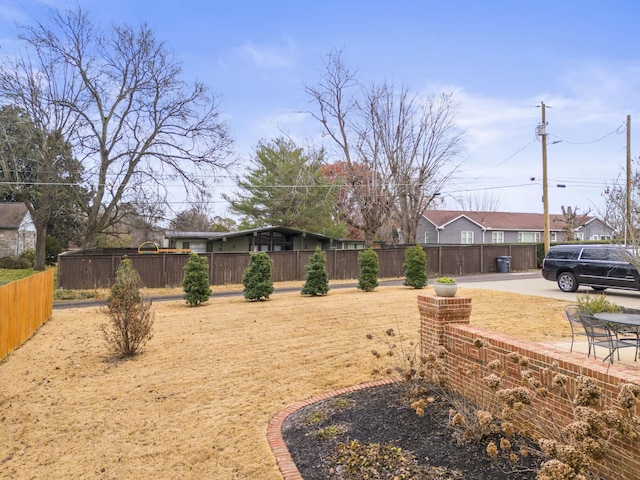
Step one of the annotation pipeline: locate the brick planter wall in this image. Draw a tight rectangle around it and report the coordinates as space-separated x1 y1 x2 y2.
418 293 640 480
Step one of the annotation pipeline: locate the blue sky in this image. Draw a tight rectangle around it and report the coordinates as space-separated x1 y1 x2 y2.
1 0 639 220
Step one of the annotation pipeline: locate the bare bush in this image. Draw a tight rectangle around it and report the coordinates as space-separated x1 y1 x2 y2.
100 257 154 357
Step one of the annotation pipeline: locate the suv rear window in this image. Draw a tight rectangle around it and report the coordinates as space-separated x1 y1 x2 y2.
579 248 611 261
546 248 578 260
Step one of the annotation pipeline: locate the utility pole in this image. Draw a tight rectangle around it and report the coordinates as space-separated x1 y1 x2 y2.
540 102 550 255
627 114 631 244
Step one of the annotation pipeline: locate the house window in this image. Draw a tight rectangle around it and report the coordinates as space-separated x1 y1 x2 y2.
182 241 190 249
517 232 541 243
591 234 611 240
491 231 504 243
252 231 294 251
189 242 207 253
423 232 429 244
575 233 584 241
550 232 557 242
461 231 474 244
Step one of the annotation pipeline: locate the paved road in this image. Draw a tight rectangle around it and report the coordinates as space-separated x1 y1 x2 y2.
53 270 640 310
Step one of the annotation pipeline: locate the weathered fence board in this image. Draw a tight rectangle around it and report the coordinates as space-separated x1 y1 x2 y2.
57 244 536 290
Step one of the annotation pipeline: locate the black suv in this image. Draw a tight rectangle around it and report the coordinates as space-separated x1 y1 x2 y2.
542 244 640 292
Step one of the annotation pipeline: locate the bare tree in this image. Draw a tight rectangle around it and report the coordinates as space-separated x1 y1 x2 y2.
305 50 463 246
304 52 383 246
366 84 464 244
169 207 212 232
455 192 502 212
598 163 640 269
554 206 591 241
600 162 640 245
0 7 233 249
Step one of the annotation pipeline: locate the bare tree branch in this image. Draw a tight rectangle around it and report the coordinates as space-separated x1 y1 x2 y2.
1 7 234 248
305 50 464 246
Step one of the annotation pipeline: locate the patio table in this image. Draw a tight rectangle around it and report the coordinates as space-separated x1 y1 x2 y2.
593 312 640 363
593 312 640 330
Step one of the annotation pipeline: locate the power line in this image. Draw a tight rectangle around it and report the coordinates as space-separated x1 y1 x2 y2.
547 122 626 145
0 181 85 186
472 138 538 179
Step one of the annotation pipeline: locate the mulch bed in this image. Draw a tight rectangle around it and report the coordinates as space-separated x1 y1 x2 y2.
282 382 543 479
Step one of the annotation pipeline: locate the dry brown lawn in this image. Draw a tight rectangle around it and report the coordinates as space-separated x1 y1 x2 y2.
0 282 570 480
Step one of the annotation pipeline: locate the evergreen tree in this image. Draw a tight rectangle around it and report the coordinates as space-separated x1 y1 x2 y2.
358 248 379 292
100 256 154 357
243 252 274 301
224 137 347 237
403 245 428 289
183 253 212 306
301 247 330 296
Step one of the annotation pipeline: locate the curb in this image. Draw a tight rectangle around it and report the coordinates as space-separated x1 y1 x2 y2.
267 378 397 480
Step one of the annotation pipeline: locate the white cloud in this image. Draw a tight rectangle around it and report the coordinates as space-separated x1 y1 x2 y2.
233 38 297 70
456 90 538 152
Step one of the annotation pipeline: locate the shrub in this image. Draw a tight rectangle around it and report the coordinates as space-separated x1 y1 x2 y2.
100 256 154 357
577 293 623 314
182 253 212 306
434 276 456 284
0 256 31 269
367 326 445 399
19 249 35 267
45 236 62 266
357 248 379 292
301 247 330 296
243 251 274 301
403 245 427 289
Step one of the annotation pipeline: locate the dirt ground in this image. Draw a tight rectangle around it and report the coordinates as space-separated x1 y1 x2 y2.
0 282 570 480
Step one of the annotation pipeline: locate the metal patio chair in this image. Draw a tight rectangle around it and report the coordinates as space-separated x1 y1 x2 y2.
564 305 589 354
579 312 638 364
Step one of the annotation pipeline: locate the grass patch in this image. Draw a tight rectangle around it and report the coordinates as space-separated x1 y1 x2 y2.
331 398 354 410
0 268 39 285
53 289 103 301
0 266 106 301
305 411 329 425
316 424 348 440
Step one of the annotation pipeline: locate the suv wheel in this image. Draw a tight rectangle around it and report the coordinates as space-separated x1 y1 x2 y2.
557 272 578 292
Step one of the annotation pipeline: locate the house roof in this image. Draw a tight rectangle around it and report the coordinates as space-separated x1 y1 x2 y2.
0 202 29 229
421 210 600 231
164 225 362 243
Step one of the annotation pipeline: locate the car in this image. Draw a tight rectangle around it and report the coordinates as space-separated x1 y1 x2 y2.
541 244 640 293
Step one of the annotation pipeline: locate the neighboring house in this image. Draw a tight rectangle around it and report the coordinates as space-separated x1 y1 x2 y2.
0 203 37 258
417 210 613 245
163 226 365 253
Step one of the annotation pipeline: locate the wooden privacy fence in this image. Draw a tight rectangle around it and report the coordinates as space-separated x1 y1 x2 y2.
57 244 536 290
0 269 54 361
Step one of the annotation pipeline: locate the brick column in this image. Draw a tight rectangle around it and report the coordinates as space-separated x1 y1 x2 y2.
418 294 472 354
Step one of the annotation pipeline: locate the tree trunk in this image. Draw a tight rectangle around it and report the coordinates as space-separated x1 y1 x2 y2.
33 219 48 271
363 230 376 248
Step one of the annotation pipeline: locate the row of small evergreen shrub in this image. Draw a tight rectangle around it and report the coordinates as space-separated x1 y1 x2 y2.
242 245 429 300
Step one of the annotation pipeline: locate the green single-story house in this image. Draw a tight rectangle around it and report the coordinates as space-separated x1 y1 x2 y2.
163 226 365 253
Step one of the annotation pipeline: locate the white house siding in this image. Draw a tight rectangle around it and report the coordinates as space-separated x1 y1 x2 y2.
0 210 36 258
0 228 36 258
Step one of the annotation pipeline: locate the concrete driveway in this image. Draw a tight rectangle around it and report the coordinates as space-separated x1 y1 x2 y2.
458 270 640 310
460 270 640 364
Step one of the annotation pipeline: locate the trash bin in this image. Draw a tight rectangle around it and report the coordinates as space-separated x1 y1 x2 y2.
496 256 511 273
